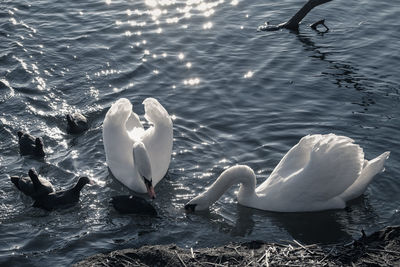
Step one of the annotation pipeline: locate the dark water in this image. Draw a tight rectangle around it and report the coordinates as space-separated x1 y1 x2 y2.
1 0 399 265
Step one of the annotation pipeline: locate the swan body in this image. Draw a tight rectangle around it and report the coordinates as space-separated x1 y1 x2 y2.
103 98 173 195
185 134 390 212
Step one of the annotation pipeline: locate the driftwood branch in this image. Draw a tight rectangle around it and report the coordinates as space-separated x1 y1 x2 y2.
259 0 332 32
310 19 329 32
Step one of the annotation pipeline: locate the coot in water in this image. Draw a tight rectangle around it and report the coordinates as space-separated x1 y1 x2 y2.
111 195 157 215
10 168 54 199
66 113 89 134
17 131 45 158
33 177 92 211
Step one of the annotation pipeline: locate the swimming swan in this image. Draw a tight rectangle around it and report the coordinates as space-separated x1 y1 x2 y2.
103 98 173 198
185 134 390 212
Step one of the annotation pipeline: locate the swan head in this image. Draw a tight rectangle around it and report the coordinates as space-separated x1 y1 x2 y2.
143 177 156 199
184 195 211 212
184 165 257 213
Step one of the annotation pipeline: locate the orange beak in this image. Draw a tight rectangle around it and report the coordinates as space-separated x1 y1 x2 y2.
144 179 156 199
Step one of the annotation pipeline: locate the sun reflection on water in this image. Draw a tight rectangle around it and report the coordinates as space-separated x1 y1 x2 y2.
183 78 200 86
109 1 237 90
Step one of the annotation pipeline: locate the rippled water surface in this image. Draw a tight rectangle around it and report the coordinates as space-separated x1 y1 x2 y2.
1 0 399 265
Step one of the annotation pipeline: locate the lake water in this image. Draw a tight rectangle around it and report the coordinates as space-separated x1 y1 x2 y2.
0 0 399 265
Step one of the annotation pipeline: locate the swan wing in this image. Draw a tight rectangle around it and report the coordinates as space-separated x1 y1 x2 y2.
140 98 173 185
103 98 133 164
282 134 364 201
258 134 319 190
103 98 146 192
126 110 144 142
142 97 171 126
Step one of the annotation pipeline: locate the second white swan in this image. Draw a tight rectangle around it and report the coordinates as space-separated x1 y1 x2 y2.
185 134 390 212
103 98 173 198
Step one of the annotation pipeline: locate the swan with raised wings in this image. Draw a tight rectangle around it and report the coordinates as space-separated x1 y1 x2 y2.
185 134 390 212
103 98 173 198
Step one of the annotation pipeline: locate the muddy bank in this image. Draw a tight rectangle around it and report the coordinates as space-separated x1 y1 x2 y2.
74 225 400 266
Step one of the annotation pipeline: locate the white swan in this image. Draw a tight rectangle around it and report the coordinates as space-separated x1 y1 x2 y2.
103 98 173 198
185 134 390 212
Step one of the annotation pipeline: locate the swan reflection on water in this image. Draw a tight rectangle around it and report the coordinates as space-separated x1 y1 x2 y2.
187 195 379 245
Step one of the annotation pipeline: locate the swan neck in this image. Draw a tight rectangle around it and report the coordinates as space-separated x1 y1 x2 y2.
205 166 256 207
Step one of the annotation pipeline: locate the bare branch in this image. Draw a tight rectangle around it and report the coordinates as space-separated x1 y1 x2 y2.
259 0 333 32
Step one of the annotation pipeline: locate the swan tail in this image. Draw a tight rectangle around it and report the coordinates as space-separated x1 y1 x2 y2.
340 151 390 201
143 98 171 126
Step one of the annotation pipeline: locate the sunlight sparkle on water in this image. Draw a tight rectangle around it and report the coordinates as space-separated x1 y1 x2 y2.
244 70 254 78
167 17 179 24
145 0 158 7
150 9 162 19
9 18 17 25
184 78 200 86
203 22 213 29
71 150 79 159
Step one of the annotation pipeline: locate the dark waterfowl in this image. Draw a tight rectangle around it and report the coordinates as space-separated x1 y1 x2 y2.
10 168 54 199
17 131 45 158
33 177 92 211
111 195 157 216
66 113 89 134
